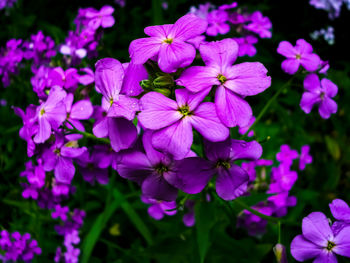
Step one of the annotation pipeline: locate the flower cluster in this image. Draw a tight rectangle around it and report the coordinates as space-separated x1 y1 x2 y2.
291 199 350 262
0 230 42 262
238 144 312 236
0 0 17 10
277 39 338 119
189 2 272 57
311 26 335 45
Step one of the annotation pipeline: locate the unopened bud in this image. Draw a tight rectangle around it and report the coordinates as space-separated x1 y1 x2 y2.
140 79 152 90
273 244 288 263
154 87 171 97
153 75 174 89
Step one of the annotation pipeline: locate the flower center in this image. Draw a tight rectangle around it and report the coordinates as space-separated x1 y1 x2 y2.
54 148 61 156
295 54 301 60
154 163 169 176
163 38 173 44
178 105 192 117
216 159 231 169
326 241 336 251
320 91 325 100
40 108 45 116
109 97 114 106
217 74 227 84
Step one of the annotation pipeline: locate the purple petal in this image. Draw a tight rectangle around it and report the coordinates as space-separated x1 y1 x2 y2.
191 102 229 142
100 5 114 15
230 140 263 161
290 235 322 261
152 119 193 160
333 226 350 257
61 146 86 158
101 16 115 28
300 92 320 114
313 251 338 263
318 98 337 119
55 157 75 184
121 61 147 96
108 118 137 152
107 95 139 120
277 41 297 58
302 212 333 247
138 92 181 130
166 157 214 194
281 58 300 75
215 85 252 127
329 199 350 222
304 73 320 92
93 118 108 138
141 173 178 201
175 88 209 110
158 40 196 73
95 58 124 99
300 53 321 72
129 37 161 65
176 66 218 93
204 138 232 162
142 130 170 166
296 39 314 54
321 78 338 98
34 116 51 143
171 14 208 40
144 24 172 37
216 164 249 200
225 62 271 96
199 38 239 67
148 204 164 220
70 100 93 120
117 151 152 184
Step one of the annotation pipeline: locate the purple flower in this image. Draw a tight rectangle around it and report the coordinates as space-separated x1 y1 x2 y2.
233 36 258 57
171 139 262 200
49 67 80 91
206 10 230 36
64 245 80 263
299 145 312 170
244 11 272 39
141 195 177 220
42 135 86 183
34 86 67 144
85 5 115 29
177 38 271 127
138 89 229 159
277 39 321 74
276 144 299 167
329 199 350 234
300 73 338 119
52 204 70 221
291 212 350 262
129 14 208 73
183 200 196 227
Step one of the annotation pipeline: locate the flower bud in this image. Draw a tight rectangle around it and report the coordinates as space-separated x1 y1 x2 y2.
273 244 288 263
153 74 174 89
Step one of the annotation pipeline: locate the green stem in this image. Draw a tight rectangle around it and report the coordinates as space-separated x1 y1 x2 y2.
64 127 110 144
278 221 282 244
241 77 296 139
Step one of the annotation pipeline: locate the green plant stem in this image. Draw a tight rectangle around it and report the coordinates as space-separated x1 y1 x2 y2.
64 127 110 144
241 77 296 139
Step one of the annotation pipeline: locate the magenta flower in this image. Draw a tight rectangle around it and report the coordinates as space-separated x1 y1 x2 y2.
300 73 338 119
206 10 230 36
244 11 272 38
129 14 208 73
276 144 299 167
329 199 350 235
34 87 67 144
177 38 271 127
141 195 177 220
291 212 350 262
138 89 229 159
299 145 313 170
49 67 80 91
170 139 262 200
42 136 86 183
277 39 321 74
233 36 258 57
85 5 115 29
52 204 69 221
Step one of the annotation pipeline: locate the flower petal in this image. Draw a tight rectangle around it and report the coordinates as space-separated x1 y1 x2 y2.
277 41 297 58
333 226 350 257
303 73 321 92
230 140 262 161
281 58 300 75
329 199 350 222
302 212 333 247
108 118 137 152
290 235 322 261
171 14 208 40
321 78 338 98
129 37 161 65
318 98 337 119
216 164 249 200
70 100 93 120
300 92 320 114
141 173 178 201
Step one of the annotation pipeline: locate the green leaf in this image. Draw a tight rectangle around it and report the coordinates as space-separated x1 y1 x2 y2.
113 188 154 246
325 135 341 160
81 199 120 263
195 201 216 263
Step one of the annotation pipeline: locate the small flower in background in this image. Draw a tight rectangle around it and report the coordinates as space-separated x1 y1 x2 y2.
300 73 338 119
311 26 335 45
299 145 313 170
277 39 321 75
